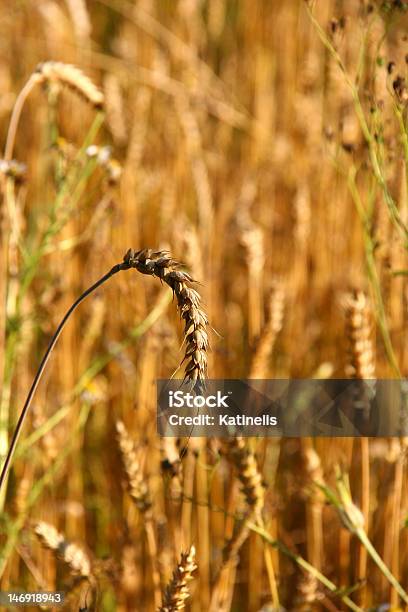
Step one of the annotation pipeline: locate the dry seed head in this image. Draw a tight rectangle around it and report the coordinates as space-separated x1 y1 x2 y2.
249 283 285 379
122 249 208 391
159 545 197 611
224 437 265 513
342 291 375 379
35 62 104 108
34 521 91 577
116 420 151 513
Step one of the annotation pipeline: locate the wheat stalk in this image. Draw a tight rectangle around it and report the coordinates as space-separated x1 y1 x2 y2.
103 73 127 146
159 545 197 611
64 0 92 43
223 437 265 514
209 438 269 612
0 247 209 494
342 290 376 605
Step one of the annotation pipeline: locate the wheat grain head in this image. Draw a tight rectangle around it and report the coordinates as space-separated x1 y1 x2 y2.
122 248 209 391
116 420 151 513
35 62 104 108
159 545 197 611
34 521 92 578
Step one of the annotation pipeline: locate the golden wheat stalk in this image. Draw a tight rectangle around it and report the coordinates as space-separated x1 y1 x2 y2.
342 290 376 605
159 545 197 612
0 248 209 496
64 0 92 43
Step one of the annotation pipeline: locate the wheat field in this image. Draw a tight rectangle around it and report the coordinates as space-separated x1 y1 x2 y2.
0 0 408 610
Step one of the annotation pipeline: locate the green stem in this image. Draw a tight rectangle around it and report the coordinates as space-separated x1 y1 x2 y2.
347 168 401 377
0 265 122 497
15 290 172 458
247 522 363 612
355 527 408 604
306 5 408 240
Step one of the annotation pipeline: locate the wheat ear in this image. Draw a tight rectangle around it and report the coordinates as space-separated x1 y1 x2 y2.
116 420 151 513
35 62 104 108
4 62 103 160
159 546 197 612
342 291 375 380
122 248 209 390
249 283 285 378
34 521 92 578
224 437 265 514
116 420 161 608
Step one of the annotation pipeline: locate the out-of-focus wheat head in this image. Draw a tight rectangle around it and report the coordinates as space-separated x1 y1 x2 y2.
116 420 151 513
224 437 265 515
35 62 104 109
342 291 375 380
34 521 92 578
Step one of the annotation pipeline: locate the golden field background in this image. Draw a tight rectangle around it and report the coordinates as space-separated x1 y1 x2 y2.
1 0 408 610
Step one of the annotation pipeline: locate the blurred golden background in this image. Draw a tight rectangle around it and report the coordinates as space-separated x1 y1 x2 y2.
1 0 408 610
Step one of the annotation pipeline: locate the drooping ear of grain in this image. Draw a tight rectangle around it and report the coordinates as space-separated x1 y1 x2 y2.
122 249 209 391
35 62 104 108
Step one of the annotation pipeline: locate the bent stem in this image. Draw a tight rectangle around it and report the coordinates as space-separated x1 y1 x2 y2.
4 73 41 161
0 263 122 499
